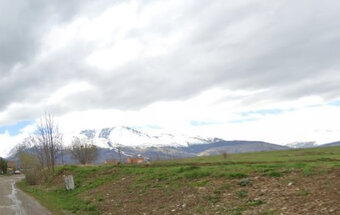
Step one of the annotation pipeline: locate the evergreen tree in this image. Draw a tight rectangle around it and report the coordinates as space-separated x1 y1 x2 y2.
0 158 8 174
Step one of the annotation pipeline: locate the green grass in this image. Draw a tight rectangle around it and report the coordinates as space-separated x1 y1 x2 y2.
266 171 283 177
229 207 245 215
17 181 99 215
17 146 340 214
161 146 340 164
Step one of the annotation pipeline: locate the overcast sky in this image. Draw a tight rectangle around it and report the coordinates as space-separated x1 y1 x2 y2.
1 0 340 156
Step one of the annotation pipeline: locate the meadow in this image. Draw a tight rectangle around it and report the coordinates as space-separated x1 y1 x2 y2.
18 146 340 215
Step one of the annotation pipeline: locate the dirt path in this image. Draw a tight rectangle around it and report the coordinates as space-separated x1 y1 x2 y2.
0 175 51 215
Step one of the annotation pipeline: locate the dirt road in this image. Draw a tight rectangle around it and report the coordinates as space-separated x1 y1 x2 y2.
0 175 51 215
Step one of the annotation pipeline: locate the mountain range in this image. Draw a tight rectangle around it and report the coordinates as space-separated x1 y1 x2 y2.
72 126 289 163
7 126 340 164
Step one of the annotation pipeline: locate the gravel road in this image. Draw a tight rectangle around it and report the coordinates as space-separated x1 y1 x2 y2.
0 175 51 215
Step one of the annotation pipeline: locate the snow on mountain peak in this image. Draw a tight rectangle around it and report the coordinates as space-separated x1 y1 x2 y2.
76 126 210 149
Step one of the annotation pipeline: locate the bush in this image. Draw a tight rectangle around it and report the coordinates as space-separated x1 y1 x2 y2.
25 169 42 185
238 179 251 187
20 153 42 185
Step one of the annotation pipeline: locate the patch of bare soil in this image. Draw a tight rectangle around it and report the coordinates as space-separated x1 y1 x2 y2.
241 169 340 215
83 168 340 215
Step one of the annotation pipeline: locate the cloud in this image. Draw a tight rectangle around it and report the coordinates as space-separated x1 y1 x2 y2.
1 87 340 157
0 0 87 72
1 0 340 155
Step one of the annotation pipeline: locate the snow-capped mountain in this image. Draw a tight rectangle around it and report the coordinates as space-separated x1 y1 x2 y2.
7 126 291 164
66 126 289 163
77 126 211 149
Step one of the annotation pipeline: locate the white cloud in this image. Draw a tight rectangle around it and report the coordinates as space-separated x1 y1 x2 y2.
2 0 340 156
46 82 93 104
2 87 340 157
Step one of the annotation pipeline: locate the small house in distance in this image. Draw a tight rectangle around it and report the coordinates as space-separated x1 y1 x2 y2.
126 157 145 164
7 161 15 169
7 160 16 173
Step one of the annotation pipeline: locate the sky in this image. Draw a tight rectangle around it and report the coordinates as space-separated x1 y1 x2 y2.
1 0 340 157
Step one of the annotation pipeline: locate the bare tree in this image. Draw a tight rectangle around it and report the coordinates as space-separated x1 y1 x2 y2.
70 137 98 165
34 113 63 173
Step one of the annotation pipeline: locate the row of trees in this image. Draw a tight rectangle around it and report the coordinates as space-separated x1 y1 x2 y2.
18 113 98 184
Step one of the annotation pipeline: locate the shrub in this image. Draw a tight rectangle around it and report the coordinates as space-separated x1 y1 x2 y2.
20 153 42 185
238 179 251 187
25 169 42 185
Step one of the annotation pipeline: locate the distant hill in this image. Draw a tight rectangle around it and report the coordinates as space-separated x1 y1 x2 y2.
286 142 317 149
320 141 340 147
178 139 289 156
285 141 340 149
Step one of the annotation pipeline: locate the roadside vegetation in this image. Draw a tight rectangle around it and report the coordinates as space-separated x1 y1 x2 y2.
0 157 8 174
17 146 340 215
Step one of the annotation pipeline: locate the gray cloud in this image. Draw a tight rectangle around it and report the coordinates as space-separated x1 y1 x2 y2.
0 0 70 71
1 0 340 124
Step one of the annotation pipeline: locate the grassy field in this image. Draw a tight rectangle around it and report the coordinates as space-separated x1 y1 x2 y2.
17 146 340 215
